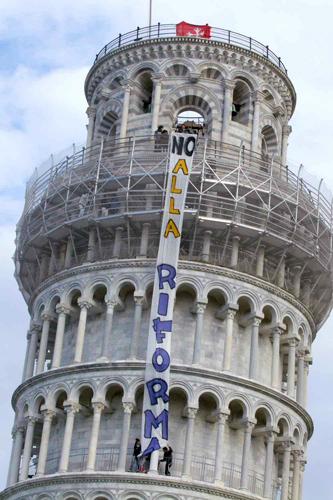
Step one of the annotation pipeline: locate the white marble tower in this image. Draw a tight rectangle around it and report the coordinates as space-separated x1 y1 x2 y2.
2 23 331 500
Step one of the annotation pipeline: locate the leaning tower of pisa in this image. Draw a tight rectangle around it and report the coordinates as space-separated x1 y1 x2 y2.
2 22 332 500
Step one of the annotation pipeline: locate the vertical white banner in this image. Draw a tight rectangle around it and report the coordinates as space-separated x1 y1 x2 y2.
141 133 197 459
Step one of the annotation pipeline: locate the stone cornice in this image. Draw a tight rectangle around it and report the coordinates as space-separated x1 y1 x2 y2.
29 258 317 334
12 361 313 437
0 472 265 499
84 37 296 115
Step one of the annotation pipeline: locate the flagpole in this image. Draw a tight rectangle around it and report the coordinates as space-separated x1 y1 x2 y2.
149 0 152 37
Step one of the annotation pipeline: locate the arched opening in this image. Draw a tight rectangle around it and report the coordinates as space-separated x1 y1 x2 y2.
99 110 119 139
261 125 278 159
176 110 205 136
169 94 213 136
112 283 135 361
202 289 227 370
224 399 247 487
232 80 251 125
98 384 124 471
252 408 273 486
234 297 254 377
45 390 68 474
68 386 93 472
191 393 218 482
135 70 153 114
26 396 46 479
167 387 188 477
172 284 197 365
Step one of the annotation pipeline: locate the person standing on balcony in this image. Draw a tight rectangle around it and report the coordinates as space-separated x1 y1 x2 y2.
129 438 142 472
159 444 173 475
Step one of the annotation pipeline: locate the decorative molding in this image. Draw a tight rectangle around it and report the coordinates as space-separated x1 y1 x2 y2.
0 472 266 499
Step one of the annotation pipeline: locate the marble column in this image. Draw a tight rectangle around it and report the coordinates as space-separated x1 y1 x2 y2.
222 308 237 372
139 223 151 257
118 402 134 471
299 459 306 500
192 301 207 365
277 256 285 288
214 412 228 483
249 317 262 380
281 442 291 500
36 409 55 476
230 235 240 268
86 106 97 148
99 299 117 361
281 124 292 166
296 350 305 405
292 450 302 500
251 92 263 152
263 431 275 498
36 313 53 374
86 402 104 471
19 417 37 480
74 299 93 363
287 339 297 398
52 304 71 369
221 80 235 144
112 226 124 258
25 324 41 379
120 83 131 139
39 252 49 282
21 332 31 382
303 357 311 407
6 425 24 486
87 227 96 262
240 421 255 490
302 279 311 307
201 230 212 262
182 407 198 479
64 236 73 269
130 295 144 359
256 245 265 277
151 76 162 134
59 403 80 473
271 327 282 389
293 265 302 298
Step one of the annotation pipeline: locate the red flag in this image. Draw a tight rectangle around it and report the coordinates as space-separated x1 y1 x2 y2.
176 21 211 39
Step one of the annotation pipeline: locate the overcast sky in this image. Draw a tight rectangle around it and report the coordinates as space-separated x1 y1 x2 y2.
0 1 332 497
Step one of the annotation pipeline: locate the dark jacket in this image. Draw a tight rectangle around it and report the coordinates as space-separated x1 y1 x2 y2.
133 442 141 456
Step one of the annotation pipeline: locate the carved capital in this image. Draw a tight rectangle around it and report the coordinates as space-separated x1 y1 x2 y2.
282 124 292 136
77 298 94 311
105 298 119 309
41 409 56 421
92 401 105 413
64 402 81 415
185 407 198 419
123 402 134 414
86 106 97 118
55 303 71 316
25 415 39 425
41 311 54 322
31 322 42 333
195 301 207 314
134 294 145 306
